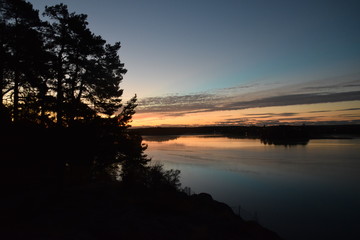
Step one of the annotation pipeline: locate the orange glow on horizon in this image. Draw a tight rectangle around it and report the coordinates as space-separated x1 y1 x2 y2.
131 100 360 127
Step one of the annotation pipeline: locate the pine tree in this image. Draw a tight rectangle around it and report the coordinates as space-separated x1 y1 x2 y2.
43 4 127 126
118 94 137 128
0 0 43 122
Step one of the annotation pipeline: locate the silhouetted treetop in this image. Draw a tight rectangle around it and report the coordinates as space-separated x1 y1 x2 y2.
1 0 129 127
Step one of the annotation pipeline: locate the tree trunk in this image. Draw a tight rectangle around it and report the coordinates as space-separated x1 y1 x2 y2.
56 72 63 127
69 60 79 126
13 69 19 122
39 83 46 127
0 66 4 108
56 49 64 127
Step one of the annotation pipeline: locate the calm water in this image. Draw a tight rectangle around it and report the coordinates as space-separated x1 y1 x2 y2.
143 135 360 240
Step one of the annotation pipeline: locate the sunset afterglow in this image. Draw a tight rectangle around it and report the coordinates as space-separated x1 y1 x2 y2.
4 1 360 240
132 101 360 127
28 0 360 127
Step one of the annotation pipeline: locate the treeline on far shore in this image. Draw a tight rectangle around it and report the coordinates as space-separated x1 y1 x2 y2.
133 124 360 140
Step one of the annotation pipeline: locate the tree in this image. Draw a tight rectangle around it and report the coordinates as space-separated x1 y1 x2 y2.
0 0 44 122
43 4 127 126
1 2 129 126
0 14 10 112
89 42 127 118
0 1 180 190
118 94 137 127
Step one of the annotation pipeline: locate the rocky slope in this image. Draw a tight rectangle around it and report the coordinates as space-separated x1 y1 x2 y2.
1 183 282 240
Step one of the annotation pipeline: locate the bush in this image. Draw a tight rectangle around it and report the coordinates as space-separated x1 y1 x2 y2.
145 163 181 191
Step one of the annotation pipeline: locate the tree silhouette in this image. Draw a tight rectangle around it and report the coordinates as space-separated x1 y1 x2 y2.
0 1 188 202
1 1 132 126
91 42 127 118
0 0 181 190
0 0 44 122
118 94 137 127
42 4 127 126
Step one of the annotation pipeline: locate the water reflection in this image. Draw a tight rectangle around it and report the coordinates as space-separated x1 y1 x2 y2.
143 135 360 240
260 138 309 146
144 136 358 180
143 134 310 147
142 135 180 142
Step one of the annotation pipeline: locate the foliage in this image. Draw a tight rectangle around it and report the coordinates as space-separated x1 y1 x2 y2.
146 163 181 191
0 0 181 192
0 0 127 126
118 94 137 127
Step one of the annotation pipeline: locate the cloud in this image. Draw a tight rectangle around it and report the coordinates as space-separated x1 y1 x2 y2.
215 118 283 126
244 112 298 117
307 108 360 114
214 118 256 126
137 92 225 115
223 91 360 110
340 108 360 111
138 90 360 116
308 110 332 113
138 93 222 111
236 112 299 119
215 118 360 126
301 82 360 91
136 74 360 117
298 73 360 92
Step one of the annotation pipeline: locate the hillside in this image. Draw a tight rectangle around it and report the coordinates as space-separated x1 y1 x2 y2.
1 182 282 240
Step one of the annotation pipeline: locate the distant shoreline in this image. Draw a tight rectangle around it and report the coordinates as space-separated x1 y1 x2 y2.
132 124 360 140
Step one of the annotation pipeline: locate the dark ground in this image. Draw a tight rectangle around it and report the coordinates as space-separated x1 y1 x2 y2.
0 182 282 240
0 124 284 239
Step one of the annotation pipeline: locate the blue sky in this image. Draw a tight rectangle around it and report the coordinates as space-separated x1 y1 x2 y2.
28 0 360 126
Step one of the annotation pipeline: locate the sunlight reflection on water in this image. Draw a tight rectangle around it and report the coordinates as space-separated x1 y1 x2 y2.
144 135 360 240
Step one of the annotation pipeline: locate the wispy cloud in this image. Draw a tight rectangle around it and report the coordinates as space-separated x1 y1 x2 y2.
138 91 360 116
215 118 360 126
137 92 224 115
340 108 360 111
223 91 360 110
136 74 360 118
308 108 360 114
243 112 299 118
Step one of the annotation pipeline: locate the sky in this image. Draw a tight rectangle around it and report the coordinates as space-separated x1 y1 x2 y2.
28 0 360 127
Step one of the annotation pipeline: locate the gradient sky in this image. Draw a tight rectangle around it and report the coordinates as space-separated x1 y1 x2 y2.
28 0 360 126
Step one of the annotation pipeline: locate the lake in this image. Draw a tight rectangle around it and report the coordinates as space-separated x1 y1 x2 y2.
143 135 360 240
